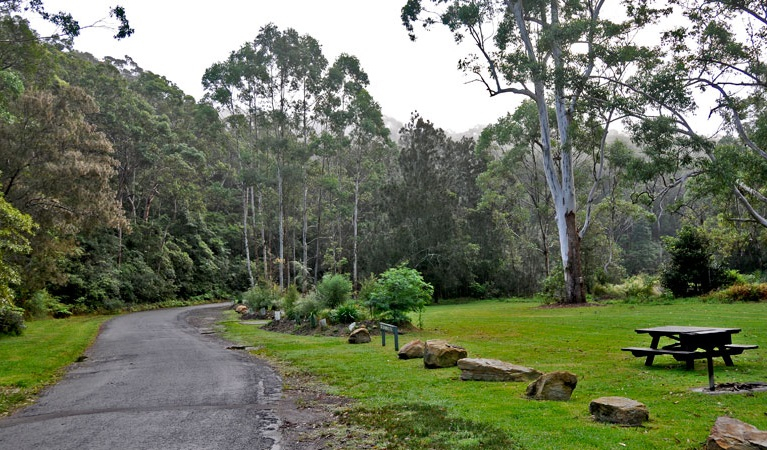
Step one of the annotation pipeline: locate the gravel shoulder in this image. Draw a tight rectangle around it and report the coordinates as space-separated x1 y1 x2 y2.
183 305 378 450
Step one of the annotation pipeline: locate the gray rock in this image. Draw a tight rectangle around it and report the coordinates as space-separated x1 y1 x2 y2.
589 396 649 426
706 416 767 450
525 371 578 401
348 327 371 344
423 339 468 368
458 358 541 382
398 340 425 359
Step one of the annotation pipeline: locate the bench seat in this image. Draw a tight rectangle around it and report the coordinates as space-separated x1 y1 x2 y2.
724 344 758 355
621 347 698 358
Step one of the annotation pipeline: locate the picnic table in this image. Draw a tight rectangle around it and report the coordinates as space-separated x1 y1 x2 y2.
622 326 758 391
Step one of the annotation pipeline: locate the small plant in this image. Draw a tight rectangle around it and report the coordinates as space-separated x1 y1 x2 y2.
538 270 565 304
242 284 281 312
293 292 322 324
329 301 362 324
593 274 660 300
282 284 300 317
364 263 433 326
0 305 25 336
316 273 352 309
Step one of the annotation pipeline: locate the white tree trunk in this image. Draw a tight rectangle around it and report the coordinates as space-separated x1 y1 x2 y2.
242 187 254 288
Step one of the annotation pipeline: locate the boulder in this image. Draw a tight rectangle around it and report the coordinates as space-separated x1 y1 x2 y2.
423 340 468 369
525 371 578 401
398 340 425 359
234 304 248 314
348 327 371 344
457 358 541 382
706 417 767 450
589 396 649 426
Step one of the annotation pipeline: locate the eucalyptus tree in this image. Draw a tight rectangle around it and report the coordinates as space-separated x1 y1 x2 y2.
318 54 393 286
402 0 648 303
477 101 557 280
0 0 132 42
628 1 767 228
204 24 328 290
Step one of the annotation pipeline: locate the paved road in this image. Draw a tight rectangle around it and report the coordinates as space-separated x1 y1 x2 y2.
0 304 284 450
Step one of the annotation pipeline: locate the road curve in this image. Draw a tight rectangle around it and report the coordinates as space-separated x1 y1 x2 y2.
0 304 284 450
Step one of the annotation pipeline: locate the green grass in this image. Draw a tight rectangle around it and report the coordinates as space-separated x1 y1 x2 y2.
222 299 767 450
0 315 110 415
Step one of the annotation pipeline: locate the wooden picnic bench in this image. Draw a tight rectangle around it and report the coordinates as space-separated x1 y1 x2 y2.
622 326 758 391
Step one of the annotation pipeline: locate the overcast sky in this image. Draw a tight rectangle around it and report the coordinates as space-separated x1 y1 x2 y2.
29 0 517 132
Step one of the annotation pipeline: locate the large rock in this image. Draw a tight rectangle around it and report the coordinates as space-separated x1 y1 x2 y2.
706 416 767 450
398 340 425 359
423 340 468 369
458 358 541 382
525 371 578 401
348 327 371 344
589 396 649 426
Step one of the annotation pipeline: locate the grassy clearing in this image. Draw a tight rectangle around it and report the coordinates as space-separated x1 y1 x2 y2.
222 299 767 450
0 315 109 415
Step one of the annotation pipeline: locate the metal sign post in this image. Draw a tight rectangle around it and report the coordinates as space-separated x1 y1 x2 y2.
379 322 399 351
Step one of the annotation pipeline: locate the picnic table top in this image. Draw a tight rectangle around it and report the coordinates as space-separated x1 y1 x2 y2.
635 326 741 335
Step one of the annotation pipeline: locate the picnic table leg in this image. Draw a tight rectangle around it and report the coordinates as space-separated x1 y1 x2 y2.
706 354 715 391
645 335 661 366
718 347 735 366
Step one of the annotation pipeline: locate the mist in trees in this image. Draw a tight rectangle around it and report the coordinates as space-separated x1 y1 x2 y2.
0 2 766 318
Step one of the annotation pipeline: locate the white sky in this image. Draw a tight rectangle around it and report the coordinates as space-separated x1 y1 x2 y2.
28 0 517 132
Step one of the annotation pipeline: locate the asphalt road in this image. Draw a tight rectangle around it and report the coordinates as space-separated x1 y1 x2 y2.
0 304 284 450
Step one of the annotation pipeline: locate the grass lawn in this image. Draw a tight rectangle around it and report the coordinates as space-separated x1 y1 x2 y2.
0 315 110 415
222 299 767 450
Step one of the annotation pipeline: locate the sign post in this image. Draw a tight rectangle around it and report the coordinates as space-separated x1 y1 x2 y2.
379 322 399 351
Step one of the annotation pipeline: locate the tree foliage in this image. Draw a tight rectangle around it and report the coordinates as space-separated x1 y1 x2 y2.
660 226 734 297
364 264 433 326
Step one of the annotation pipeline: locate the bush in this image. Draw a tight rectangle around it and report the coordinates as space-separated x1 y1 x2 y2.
712 283 767 303
593 275 660 300
282 284 300 317
0 305 25 336
364 264 433 326
316 273 352 309
293 292 322 323
660 226 735 297
538 270 565 304
20 290 72 319
242 284 281 311
329 301 362 324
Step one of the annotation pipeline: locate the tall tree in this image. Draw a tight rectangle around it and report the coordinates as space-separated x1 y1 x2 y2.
0 83 126 292
402 0 640 303
634 1 767 227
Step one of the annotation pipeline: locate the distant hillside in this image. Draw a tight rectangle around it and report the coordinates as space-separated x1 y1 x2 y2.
384 116 488 144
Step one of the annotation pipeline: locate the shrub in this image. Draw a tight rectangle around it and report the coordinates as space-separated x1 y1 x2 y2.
538 270 565 304
20 290 72 319
593 275 660 300
329 301 362 324
293 292 322 323
242 284 280 311
660 226 735 297
713 283 767 303
316 273 352 309
365 264 433 326
0 305 25 336
282 284 300 317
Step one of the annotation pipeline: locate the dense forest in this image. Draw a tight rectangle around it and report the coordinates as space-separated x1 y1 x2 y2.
1 1 766 326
